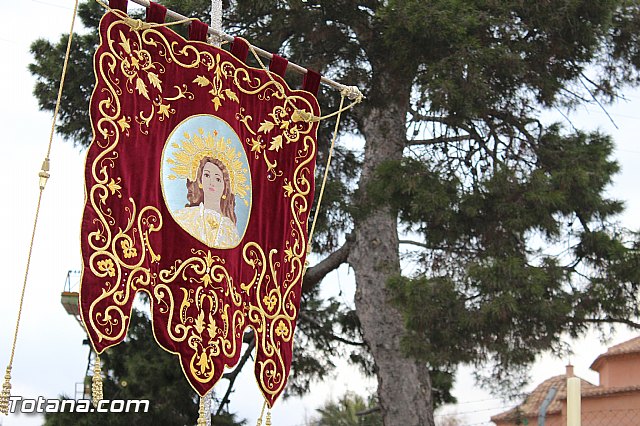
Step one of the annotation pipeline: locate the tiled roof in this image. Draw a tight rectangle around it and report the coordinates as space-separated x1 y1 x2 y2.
582 384 640 398
490 375 598 422
590 336 640 371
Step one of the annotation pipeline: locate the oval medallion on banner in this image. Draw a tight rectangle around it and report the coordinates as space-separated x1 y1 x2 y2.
161 115 252 249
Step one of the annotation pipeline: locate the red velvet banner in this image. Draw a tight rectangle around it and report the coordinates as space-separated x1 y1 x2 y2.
80 10 320 405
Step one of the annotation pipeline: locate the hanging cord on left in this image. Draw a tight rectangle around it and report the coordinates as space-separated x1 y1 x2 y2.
0 0 81 416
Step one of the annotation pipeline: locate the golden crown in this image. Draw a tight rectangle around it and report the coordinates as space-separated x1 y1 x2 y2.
166 128 250 204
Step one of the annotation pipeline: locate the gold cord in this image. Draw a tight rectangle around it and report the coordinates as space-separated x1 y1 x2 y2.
256 399 268 426
45 1 79 158
0 1 81 415
306 94 345 248
291 85 363 123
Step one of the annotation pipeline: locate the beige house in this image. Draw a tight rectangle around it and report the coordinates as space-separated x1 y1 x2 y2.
491 336 640 426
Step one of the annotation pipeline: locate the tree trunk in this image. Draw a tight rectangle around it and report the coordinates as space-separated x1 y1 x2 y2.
349 72 435 426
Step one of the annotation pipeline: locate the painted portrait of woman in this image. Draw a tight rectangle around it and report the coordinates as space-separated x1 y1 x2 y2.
173 156 240 248
161 115 251 249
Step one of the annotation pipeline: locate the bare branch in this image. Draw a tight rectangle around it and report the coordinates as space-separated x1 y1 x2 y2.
216 332 256 416
399 239 478 255
559 86 591 104
580 72 628 103
577 317 640 329
302 235 352 293
356 406 382 416
554 106 579 133
406 135 472 147
399 239 430 249
576 213 591 233
299 311 366 347
579 77 619 129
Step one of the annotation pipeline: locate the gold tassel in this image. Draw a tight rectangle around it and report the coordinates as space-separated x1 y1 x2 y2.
266 409 272 426
256 400 267 426
0 367 12 415
197 395 207 426
92 356 103 406
291 109 315 123
38 158 50 190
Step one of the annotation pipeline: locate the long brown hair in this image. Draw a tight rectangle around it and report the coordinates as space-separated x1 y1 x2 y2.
188 156 237 224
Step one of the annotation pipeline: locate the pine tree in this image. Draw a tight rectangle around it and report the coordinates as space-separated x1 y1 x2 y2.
30 1 640 425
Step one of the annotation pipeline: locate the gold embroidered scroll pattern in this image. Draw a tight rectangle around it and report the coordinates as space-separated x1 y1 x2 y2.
228 75 317 399
252 136 316 398
103 21 199 135
87 20 172 344
240 126 317 399
193 53 240 111
88 17 210 329
91 15 240 368
87 198 163 343
241 94 315 182
155 249 247 383
283 134 317 293
207 65 318 390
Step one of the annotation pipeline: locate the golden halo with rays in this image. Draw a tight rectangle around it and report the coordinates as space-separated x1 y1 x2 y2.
166 127 250 204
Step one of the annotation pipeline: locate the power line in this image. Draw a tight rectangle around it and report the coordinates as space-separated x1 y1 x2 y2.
578 107 640 122
438 396 504 407
437 404 513 418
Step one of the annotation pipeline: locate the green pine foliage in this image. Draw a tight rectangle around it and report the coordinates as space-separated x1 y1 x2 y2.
311 392 383 426
376 127 640 394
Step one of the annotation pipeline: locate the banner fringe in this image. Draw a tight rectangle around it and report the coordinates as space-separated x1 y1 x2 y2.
92 356 104 406
0 367 12 415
